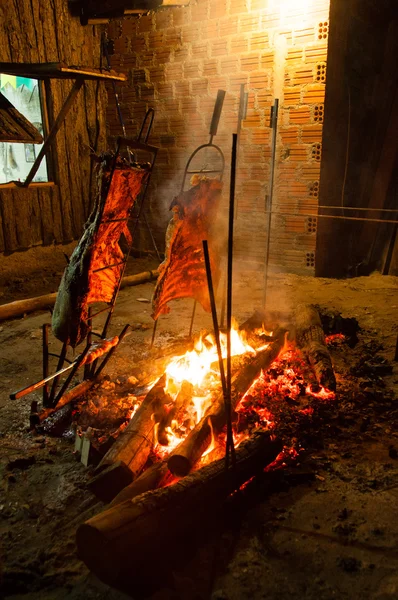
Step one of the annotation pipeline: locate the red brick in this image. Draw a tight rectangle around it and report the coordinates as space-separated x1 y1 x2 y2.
192 79 209 95
157 82 174 98
241 53 259 71
210 0 227 19
156 9 173 30
230 0 248 15
284 87 301 105
165 62 184 81
293 26 316 44
249 71 268 89
114 36 130 54
138 52 155 68
174 80 190 97
164 29 183 47
203 59 218 76
260 51 274 70
202 20 218 40
257 89 272 109
303 85 325 103
192 42 209 60
211 40 228 57
183 61 202 79
182 24 200 43
148 66 164 83
291 68 314 85
171 8 186 27
137 14 153 33
289 107 311 124
181 97 198 113
220 56 239 72
286 47 304 64
301 125 323 143
154 49 172 64
229 73 249 92
304 43 328 63
252 129 270 144
220 17 238 37
250 31 268 51
174 46 190 62
243 110 261 127
148 31 164 48
139 84 155 100
191 1 209 22
240 14 261 33
280 127 300 144
209 76 228 92
230 36 248 54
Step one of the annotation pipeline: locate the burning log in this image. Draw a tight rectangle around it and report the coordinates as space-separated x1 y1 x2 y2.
167 328 286 476
155 380 193 445
295 304 336 391
88 375 171 502
76 431 282 596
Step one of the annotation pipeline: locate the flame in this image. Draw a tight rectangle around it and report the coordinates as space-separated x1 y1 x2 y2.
151 325 267 458
165 325 256 393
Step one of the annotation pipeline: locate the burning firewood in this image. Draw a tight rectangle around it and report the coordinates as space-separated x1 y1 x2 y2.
294 304 337 391
52 155 149 347
167 327 287 476
88 374 171 502
152 176 222 320
76 430 282 595
105 328 287 508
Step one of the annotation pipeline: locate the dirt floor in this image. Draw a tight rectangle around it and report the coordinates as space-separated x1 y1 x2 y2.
0 246 397 600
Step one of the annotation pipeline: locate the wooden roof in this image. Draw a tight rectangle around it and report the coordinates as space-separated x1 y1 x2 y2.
0 92 43 144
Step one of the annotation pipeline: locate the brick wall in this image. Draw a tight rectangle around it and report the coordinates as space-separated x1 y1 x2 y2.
106 0 330 274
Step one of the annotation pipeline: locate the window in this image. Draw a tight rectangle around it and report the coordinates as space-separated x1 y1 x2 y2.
0 74 48 184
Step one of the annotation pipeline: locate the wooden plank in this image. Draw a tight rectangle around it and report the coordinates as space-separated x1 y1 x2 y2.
0 190 19 252
0 62 127 82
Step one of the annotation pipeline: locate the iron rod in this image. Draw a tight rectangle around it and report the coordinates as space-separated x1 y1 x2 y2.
226 133 238 469
263 98 279 309
48 341 68 405
202 240 227 398
188 301 197 339
54 343 91 406
94 325 130 379
42 324 50 407
150 319 158 348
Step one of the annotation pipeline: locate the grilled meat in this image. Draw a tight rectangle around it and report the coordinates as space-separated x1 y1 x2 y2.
52 157 148 347
152 177 222 320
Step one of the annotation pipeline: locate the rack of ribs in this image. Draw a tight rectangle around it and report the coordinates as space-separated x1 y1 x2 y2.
52 156 149 347
152 176 222 321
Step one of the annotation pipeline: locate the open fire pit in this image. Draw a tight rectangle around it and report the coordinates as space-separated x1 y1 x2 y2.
49 301 349 596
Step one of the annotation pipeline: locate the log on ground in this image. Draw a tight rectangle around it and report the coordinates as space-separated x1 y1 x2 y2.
294 304 336 391
76 431 282 596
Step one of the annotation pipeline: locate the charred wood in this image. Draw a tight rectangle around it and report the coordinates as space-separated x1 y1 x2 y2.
294 304 336 391
88 375 171 502
76 431 282 596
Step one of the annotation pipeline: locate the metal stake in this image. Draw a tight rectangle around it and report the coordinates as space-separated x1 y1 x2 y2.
188 301 197 339
263 98 279 309
42 324 50 407
226 133 238 469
